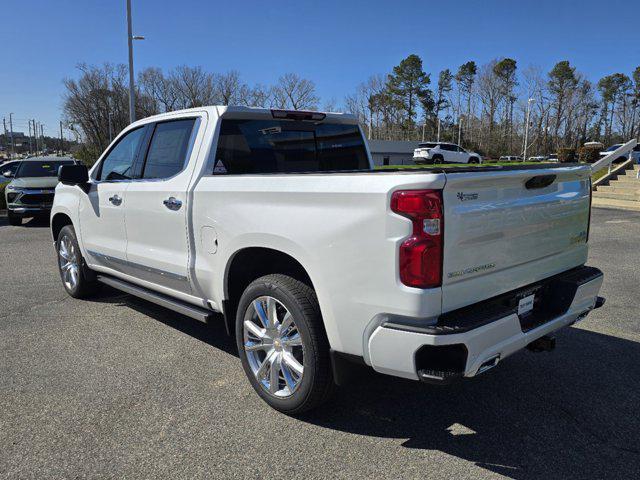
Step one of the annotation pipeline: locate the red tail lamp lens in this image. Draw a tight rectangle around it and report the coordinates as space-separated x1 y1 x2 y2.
391 190 443 288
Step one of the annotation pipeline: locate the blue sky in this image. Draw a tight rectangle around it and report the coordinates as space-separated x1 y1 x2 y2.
1 0 638 139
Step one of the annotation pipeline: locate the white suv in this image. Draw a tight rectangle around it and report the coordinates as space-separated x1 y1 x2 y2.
414 142 482 165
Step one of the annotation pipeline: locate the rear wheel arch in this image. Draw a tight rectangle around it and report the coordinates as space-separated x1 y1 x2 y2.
223 247 316 336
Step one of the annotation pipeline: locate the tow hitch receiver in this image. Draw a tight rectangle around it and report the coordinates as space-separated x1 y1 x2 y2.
527 335 556 353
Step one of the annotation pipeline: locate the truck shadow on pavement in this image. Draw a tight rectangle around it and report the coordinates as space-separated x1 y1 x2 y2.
88 287 639 479
91 285 238 357
305 327 640 480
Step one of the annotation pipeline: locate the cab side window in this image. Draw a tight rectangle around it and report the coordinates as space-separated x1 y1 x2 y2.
97 127 146 181
4 162 20 176
141 119 196 179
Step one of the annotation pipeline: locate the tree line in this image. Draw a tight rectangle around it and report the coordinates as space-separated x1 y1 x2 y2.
63 56 640 159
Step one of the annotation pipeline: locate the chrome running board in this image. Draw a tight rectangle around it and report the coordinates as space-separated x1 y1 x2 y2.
97 274 213 323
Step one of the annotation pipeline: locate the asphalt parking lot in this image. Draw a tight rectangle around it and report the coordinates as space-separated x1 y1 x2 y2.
1 208 639 479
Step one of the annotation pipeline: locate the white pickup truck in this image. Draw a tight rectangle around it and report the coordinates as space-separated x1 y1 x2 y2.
52 106 604 414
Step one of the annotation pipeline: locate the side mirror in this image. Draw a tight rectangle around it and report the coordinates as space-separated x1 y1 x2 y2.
58 164 89 186
2 170 13 178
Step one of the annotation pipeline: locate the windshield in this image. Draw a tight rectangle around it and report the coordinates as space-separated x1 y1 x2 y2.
15 160 74 178
213 119 369 174
605 145 622 152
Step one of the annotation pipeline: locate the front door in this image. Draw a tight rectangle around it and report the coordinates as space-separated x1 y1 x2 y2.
457 146 468 163
78 125 148 268
124 117 201 294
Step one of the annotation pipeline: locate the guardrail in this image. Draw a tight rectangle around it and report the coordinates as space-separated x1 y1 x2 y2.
590 139 637 176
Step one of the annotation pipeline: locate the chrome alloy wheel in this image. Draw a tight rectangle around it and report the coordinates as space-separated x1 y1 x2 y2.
243 296 304 397
58 234 79 291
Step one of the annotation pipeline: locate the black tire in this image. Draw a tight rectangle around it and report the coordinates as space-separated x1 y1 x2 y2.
432 154 444 164
468 157 480 164
55 224 100 298
235 274 334 414
7 211 22 226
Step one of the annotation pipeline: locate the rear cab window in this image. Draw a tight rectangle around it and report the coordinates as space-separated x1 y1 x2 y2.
212 119 369 174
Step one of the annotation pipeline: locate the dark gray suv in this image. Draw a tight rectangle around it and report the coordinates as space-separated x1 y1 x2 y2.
4 157 76 226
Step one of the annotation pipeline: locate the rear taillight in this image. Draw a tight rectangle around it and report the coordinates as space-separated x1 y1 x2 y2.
391 189 444 288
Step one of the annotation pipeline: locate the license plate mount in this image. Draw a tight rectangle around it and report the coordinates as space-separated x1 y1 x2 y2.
517 294 535 317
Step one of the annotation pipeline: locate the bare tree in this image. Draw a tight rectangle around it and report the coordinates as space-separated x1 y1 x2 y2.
213 70 251 105
476 60 502 151
272 73 319 110
170 65 216 109
247 84 273 108
138 67 179 113
63 63 130 152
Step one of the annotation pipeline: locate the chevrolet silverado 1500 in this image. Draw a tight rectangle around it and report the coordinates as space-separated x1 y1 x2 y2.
51 106 604 413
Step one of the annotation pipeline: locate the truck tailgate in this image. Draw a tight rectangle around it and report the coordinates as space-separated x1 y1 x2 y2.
441 165 591 312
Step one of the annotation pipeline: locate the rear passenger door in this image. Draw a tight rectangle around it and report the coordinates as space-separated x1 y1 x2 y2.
440 144 457 163
124 117 202 294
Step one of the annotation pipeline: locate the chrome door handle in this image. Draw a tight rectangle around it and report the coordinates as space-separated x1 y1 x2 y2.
108 195 122 206
163 197 182 211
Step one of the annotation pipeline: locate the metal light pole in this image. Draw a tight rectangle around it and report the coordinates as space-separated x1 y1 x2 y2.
9 113 15 157
28 120 32 154
59 121 64 155
126 0 144 124
523 98 534 161
436 118 441 142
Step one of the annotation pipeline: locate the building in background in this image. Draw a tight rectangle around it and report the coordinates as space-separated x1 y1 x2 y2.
367 140 419 167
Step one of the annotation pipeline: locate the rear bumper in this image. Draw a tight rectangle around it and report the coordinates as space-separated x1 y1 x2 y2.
366 266 604 381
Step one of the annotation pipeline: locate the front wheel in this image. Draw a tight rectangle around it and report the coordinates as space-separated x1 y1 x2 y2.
236 274 334 414
468 157 480 164
56 225 100 298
